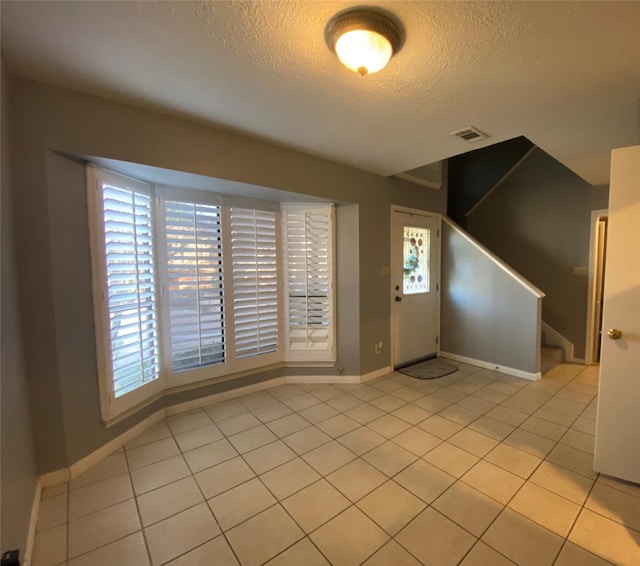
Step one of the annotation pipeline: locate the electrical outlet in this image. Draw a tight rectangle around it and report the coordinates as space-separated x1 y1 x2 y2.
375 341 383 354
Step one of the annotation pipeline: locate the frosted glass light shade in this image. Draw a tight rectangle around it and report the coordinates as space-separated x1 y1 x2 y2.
325 9 404 77
335 29 393 76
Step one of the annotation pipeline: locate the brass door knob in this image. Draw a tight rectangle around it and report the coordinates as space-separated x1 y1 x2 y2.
607 328 622 340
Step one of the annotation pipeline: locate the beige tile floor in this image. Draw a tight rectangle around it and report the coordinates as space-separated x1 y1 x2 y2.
32 362 640 566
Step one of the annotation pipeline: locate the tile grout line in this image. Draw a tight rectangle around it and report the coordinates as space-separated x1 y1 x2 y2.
374 368 519 564
218 378 442 564
229 368 568 564
230 403 346 565
122 435 154 566
44 363 632 566
222 369 551 561
261 385 443 565
38 371 466 562
164 407 244 566
59 462 146 563
277 365 606 565
550 469 614 566
379 364 597 564
208 390 354 564
459 365 600 564
250 367 496 565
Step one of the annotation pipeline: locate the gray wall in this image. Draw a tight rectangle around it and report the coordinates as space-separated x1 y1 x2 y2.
9 77 446 472
335 204 360 375
467 148 609 360
441 221 541 374
1 59 38 555
447 136 534 226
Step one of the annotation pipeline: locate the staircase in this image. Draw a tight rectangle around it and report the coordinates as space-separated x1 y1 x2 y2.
541 346 564 374
541 328 564 373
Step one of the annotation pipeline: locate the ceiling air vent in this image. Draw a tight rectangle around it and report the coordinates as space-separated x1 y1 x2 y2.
450 126 489 143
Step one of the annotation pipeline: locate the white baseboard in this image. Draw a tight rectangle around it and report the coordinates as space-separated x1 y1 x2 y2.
22 480 42 566
36 366 395 493
360 366 393 383
285 367 392 385
440 352 541 382
166 377 285 416
286 374 360 384
71 410 166 480
42 377 286 488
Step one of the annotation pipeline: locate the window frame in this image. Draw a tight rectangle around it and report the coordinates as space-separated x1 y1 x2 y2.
87 166 165 421
156 187 232 388
282 204 336 363
88 167 331 423
157 190 284 386
227 198 283 373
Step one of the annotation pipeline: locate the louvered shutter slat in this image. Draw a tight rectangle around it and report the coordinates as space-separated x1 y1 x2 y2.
100 184 160 398
283 205 334 358
164 200 226 372
230 208 279 360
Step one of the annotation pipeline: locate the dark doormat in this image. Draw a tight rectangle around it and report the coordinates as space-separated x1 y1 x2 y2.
398 358 458 380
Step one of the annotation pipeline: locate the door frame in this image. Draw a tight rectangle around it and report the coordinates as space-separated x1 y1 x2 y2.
389 205 442 370
585 208 608 366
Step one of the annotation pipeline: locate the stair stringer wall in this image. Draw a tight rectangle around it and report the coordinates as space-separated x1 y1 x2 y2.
466 147 609 361
440 218 544 379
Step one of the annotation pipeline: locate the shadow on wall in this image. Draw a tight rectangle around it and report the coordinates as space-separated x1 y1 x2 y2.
464 147 609 360
447 136 535 228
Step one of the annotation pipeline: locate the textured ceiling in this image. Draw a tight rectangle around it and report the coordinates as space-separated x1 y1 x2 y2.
2 1 639 185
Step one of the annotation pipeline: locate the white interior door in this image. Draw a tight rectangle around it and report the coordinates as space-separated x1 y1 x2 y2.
392 211 440 368
594 145 640 484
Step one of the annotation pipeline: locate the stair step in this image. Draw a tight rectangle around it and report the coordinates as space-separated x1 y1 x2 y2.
541 346 564 374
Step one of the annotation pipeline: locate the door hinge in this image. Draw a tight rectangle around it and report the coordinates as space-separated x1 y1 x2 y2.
436 336 439 345
436 283 439 292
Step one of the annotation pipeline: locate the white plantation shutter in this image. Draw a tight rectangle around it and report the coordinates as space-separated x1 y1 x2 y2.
230 207 279 360
283 204 335 361
163 199 225 371
90 165 339 421
90 169 160 409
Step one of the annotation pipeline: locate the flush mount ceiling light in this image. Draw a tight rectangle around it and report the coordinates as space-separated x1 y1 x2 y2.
325 8 404 76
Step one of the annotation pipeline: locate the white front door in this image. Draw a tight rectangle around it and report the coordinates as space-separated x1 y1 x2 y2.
594 145 640 484
392 211 440 368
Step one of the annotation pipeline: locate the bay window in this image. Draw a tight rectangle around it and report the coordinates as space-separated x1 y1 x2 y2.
87 166 334 421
